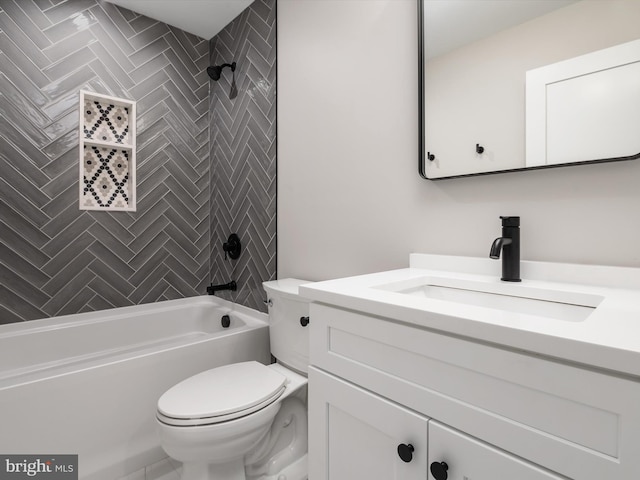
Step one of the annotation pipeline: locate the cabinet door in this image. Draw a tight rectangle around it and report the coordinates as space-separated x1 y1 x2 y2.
428 421 563 480
309 367 428 480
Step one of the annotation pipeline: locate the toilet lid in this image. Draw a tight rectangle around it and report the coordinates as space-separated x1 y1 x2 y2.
157 361 286 423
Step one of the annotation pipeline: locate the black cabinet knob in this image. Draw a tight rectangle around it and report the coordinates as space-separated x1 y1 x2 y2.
430 461 448 480
397 443 414 463
300 316 310 327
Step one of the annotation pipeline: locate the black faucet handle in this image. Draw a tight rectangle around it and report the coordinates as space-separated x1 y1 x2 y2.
222 233 241 260
500 216 520 227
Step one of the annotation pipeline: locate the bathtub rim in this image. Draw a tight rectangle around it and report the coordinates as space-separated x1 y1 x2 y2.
0 296 269 389
0 295 267 338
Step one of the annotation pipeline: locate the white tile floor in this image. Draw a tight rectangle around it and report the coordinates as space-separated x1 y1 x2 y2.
117 457 181 480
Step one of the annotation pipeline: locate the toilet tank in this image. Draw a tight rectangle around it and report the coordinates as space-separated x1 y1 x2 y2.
263 279 311 374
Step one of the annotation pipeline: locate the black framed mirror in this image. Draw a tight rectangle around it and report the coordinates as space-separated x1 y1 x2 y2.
418 0 640 180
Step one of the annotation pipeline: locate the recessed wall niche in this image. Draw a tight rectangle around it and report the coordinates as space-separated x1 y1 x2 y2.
79 90 136 211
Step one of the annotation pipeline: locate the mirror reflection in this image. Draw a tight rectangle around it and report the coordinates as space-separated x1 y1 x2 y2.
419 0 640 179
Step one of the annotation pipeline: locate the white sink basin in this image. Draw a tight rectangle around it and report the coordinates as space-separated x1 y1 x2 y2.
375 276 604 322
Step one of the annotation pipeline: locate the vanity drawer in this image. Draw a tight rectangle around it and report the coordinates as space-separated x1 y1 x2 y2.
428 421 564 480
309 303 640 480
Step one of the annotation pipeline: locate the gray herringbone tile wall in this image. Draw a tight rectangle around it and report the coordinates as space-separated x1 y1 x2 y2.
1 0 212 322
209 0 276 312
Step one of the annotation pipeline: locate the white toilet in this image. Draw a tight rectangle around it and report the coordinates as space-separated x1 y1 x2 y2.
156 279 310 480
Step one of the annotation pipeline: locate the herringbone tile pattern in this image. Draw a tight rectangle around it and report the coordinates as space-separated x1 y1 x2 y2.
0 0 211 323
209 0 276 312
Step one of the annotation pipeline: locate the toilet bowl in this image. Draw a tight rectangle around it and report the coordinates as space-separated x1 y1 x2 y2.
156 279 310 480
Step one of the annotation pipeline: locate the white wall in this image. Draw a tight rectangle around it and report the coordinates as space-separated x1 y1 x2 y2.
277 0 640 282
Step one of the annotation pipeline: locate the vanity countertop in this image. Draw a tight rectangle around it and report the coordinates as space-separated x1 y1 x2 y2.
299 254 640 378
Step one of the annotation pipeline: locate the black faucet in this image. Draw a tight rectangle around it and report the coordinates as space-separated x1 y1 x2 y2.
207 281 237 295
222 234 241 260
489 216 521 282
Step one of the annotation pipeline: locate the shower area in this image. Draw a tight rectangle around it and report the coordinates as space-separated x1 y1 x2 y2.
208 0 277 311
0 0 277 323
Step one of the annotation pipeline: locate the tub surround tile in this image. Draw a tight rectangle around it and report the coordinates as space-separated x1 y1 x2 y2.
127 21 170 51
161 285 183 302
88 240 136 277
0 147 49 190
0 244 50 288
41 269 96 315
42 250 95 295
1 120 52 169
87 60 132 99
127 231 170 271
1 264 51 306
0 287 47 321
95 0 134 38
42 9 97 43
129 53 170 84
127 37 170 68
43 109 79 139
43 0 94 24
0 304 23 325
14 0 54 30
42 28 97 63
138 277 171 305
137 163 170 197
1 216 51 267
2 0 276 321
87 41 136 88
128 14 156 36
40 160 76 198
41 231 95 275
129 263 170 303
207 6 279 311
40 182 77 218
33 0 54 11
57 286 96 316
1 0 210 320
0 10 51 55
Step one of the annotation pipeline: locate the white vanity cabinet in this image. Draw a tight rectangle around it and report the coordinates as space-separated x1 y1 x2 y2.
310 368 564 480
309 367 428 480
427 421 564 480
307 303 640 480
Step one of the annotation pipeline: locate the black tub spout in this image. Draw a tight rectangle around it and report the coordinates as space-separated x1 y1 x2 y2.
207 281 237 295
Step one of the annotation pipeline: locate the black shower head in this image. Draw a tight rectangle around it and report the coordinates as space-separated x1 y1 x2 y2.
207 61 238 100
207 65 222 81
207 62 236 81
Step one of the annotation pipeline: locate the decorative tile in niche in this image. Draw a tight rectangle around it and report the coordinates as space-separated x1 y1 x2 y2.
79 90 136 211
82 145 130 209
83 98 130 144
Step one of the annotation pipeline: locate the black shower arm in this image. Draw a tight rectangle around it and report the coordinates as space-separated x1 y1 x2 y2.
219 62 236 72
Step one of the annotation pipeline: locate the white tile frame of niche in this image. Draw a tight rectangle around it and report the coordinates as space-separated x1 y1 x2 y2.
79 90 136 212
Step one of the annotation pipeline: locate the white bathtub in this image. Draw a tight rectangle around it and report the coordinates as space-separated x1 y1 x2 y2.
0 296 270 480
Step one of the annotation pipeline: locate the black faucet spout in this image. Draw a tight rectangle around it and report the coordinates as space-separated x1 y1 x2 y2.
490 216 521 282
489 237 512 259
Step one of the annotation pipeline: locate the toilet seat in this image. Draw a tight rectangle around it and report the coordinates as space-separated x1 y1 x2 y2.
157 361 287 427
